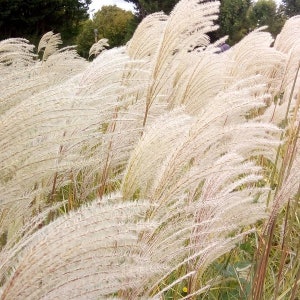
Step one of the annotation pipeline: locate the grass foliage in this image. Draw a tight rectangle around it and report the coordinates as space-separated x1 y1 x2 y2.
0 1 299 299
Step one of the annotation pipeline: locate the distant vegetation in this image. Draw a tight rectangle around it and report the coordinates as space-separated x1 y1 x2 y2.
76 5 135 58
1 0 300 57
0 0 91 45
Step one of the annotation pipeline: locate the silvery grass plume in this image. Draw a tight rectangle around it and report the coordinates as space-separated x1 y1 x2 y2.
0 32 87 114
0 197 159 299
127 0 220 127
89 38 109 58
37 31 62 61
0 0 300 298
0 103 281 299
248 17 300 299
266 16 300 125
0 44 146 240
0 38 36 66
224 28 286 95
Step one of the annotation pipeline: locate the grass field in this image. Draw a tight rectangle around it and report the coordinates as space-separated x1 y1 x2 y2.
0 1 299 299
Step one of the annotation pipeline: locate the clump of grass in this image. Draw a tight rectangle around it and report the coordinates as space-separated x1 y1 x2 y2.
0 1 299 299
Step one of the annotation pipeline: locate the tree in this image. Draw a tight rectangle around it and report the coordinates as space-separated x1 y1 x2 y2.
76 5 134 58
124 0 286 46
124 0 252 45
248 0 286 37
0 0 91 44
124 0 179 18
217 0 252 45
75 19 96 57
282 0 300 17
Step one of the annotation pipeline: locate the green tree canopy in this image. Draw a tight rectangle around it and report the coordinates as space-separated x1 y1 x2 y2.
76 5 134 58
282 0 300 16
124 0 179 18
248 0 286 37
124 0 253 44
123 0 287 46
0 0 91 44
217 0 252 45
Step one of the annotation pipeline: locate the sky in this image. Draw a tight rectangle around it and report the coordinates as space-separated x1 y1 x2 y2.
89 0 283 16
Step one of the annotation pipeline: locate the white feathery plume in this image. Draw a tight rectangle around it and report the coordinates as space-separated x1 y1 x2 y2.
0 38 38 113
167 0 220 52
274 16 300 103
0 46 148 239
122 109 193 199
0 197 159 300
37 31 62 61
266 166 300 231
264 129 299 238
253 17 300 126
166 51 226 114
127 12 168 60
39 45 88 79
89 38 109 58
0 36 87 115
0 48 134 192
225 28 285 95
120 78 281 295
0 38 36 66
122 76 281 204
126 13 168 104
274 16 300 54
136 0 221 127
0 201 67 285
